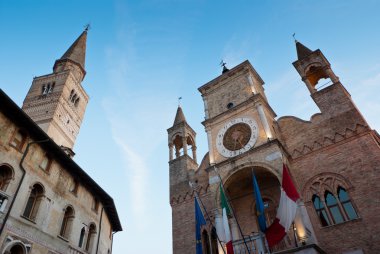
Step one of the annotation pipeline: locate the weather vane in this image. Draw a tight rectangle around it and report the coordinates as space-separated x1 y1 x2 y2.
84 23 91 32
178 97 182 106
292 33 297 42
220 60 229 73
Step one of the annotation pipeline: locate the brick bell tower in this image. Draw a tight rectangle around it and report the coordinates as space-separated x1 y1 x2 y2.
168 106 198 198
22 28 90 153
167 105 199 253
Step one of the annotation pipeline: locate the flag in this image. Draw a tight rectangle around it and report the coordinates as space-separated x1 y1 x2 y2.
265 164 300 248
195 197 206 254
252 172 267 232
219 185 235 254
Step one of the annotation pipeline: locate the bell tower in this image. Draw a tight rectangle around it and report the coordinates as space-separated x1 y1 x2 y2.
22 29 90 152
292 40 368 123
167 106 198 198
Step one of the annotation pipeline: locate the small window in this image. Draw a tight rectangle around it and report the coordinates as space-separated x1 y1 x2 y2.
60 206 75 239
40 156 52 172
69 89 74 100
74 97 80 107
23 183 44 221
10 130 26 151
48 82 55 93
227 102 234 109
69 179 79 195
78 227 85 248
92 197 99 213
42 84 47 95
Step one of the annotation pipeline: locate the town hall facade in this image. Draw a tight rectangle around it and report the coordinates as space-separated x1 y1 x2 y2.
168 41 380 254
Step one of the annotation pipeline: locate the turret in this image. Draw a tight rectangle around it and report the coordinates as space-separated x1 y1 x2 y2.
167 106 198 198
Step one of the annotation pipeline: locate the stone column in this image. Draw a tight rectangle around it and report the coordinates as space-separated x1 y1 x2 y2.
182 136 188 156
246 74 257 94
192 145 197 162
206 128 215 164
302 77 317 94
256 104 273 139
326 68 339 83
203 96 209 119
169 143 174 161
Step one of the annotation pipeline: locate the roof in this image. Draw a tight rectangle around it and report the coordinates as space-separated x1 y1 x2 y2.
295 41 313 60
173 106 186 126
198 60 265 94
0 89 122 232
54 30 87 74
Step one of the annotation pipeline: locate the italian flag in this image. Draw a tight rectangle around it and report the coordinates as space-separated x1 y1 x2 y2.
219 185 234 254
265 164 300 248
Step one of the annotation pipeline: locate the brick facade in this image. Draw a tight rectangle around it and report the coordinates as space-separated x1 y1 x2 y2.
169 42 379 254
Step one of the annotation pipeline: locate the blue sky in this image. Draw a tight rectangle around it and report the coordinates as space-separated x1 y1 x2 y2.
1 1 380 253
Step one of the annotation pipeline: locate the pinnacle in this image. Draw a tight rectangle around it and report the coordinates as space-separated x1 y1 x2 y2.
173 106 187 126
58 30 87 70
295 41 313 60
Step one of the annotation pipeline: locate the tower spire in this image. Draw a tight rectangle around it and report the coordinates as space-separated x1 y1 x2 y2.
173 105 187 126
53 29 88 79
295 40 313 60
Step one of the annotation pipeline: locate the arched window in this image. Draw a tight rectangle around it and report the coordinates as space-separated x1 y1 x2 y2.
69 89 74 100
78 227 85 248
74 97 80 107
60 206 75 239
9 244 25 254
23 183 44 221
325 191 344 224
338 187 358 220
0 165 13 191
202 230 211 254
86 223 97 252
312 195 330 226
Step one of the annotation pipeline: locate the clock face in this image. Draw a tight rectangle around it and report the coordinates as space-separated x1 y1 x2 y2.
216 117 259 157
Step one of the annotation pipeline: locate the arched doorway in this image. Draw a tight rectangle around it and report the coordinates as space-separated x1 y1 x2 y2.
223 167 281 236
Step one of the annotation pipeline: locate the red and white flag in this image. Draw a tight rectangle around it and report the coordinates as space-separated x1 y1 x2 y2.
265 164 300 248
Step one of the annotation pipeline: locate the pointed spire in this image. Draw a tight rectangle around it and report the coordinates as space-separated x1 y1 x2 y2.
59 29 88 70
295 41 313 60
173 106 187 126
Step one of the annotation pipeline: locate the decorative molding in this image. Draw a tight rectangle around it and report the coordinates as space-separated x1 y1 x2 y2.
291 123 369 158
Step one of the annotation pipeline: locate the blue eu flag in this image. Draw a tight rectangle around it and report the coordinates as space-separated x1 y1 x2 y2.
195 197 206 254
253 172 267 232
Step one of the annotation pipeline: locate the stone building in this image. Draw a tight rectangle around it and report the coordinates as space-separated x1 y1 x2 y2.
0 29 122 254
168 41 380 254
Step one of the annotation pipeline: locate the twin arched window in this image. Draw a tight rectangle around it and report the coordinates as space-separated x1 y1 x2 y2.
312 186 358 226
69 89 80 107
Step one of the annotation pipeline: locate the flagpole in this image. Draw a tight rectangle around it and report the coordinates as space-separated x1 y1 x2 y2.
213 166 252 254
190 182 226 254
251 168 271 254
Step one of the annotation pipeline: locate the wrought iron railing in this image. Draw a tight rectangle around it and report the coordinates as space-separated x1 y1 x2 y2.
232 233 268 254
232 228 298 254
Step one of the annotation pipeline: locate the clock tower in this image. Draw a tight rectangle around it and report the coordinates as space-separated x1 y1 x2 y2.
22 29 89 152
198 60 277 165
